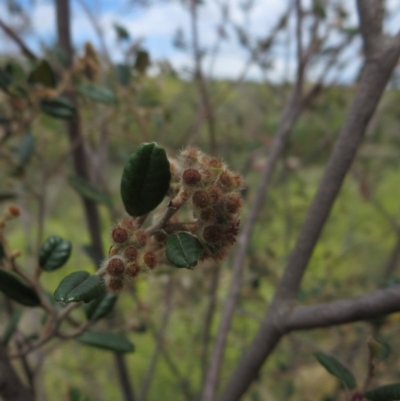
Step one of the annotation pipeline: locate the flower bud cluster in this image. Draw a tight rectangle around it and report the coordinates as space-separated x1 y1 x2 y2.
179 147 244 261
102 217 159 293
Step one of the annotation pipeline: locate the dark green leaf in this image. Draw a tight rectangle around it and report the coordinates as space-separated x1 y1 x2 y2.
0 243 5 260
134 50 150 74
68 176 112 208
114 24 130 41
365 384 400 400
39 235 72 271
3 309 22 346
0 68 11 93
166 232 204 269
68 387 91 401
0 269 40 306
28 59 56 88
313 1 326 19
17 132 35 167
120 142 171 216
77 84 118 105
54 271 105 303
115 64 131 86
85 293 117 321
4 62 26 84
40 97 76 119
77 331 134 353
314 351 356 389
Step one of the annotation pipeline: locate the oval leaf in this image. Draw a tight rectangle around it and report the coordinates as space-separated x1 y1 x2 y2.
77 331 134 353
365 384 400 400
85 293 117 321
28 59 56 88
114 24 130 41
40 97 76 119
0 269 40 306
54 272 105 303
77 84 117 105
116 64 131 86
39 235 72 271
3 309 22 346
314 351 356 389
17 132 35 167
68 176 112 208
166 232 204 269
120 142 171 216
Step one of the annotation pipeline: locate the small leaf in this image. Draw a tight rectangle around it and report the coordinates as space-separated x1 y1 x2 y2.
77 331 134 353
40 96 76 119
85 293 117 321
77 84 118 105
27 59 56 88
68 387 91 401
166 232 204 269
39 235 72 271
115 64 131 86
17 132 35 167
314 351 356 389
3 309 22 346
54 271 105 303
0 68 12 93
0 243 5 259
0 269 40 307
134 50 150 74
120 142 171 216
68 176 112 208
365 384 400 400
114 24 130 41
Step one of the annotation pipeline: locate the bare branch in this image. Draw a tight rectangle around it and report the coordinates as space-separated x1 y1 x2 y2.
0 343 34 401
284 285 400 331
356 0 384 53
0 18 37 61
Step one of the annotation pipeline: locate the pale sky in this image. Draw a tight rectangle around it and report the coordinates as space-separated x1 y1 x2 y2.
0 0 399 83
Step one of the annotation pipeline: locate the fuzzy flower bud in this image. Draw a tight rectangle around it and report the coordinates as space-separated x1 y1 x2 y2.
192 190 211 210
106 277 124 293
182 168 202 187
203 225 222 244
124 246 138 261
133 230 147 248
126 261 141 278
106 256 126 276
112 227 128 243
143 251 158 269
225 193 243 214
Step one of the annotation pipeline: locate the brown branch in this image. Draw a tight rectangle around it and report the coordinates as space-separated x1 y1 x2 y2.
0 343 34 401
55 2 136 401
284 285 400 331
0 18 37 61
216 6 400 401
139 279 174 401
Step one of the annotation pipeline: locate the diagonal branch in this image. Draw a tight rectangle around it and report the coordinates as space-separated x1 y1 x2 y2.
284 285 400 331
0 18 37 61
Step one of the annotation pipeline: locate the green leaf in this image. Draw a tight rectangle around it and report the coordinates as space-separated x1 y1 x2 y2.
365 384 400 400
39 235 72 271
77 84 118 105
120 142 171 216
115 64 131 86
17 132 35 167
77 331 134 353
3 309 22 346
27 59 56 88
68 387 91 401
5 62 26 84
40 96 76 119
0 269 40 307
0 243 5 259
54 271 105 303
134 50 150 74
85 293 117 321
68 175 112 208
114 24 130 41
0 68 12 93
314 351 356 389
166 232 204 269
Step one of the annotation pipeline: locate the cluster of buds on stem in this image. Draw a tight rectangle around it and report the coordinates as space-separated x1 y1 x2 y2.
103 146 244 293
